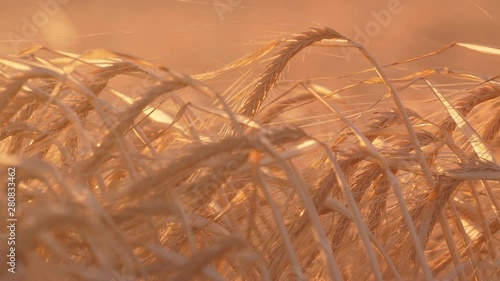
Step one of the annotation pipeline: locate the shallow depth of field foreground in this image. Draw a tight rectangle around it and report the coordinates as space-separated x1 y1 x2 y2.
0 26 500 280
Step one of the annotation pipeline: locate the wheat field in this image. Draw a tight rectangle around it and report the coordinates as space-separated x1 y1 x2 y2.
0 25 499 280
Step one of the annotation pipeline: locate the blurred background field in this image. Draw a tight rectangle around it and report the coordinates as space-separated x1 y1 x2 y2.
2 0 500 75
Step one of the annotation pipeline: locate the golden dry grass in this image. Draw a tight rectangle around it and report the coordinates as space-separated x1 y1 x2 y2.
0 27 499 280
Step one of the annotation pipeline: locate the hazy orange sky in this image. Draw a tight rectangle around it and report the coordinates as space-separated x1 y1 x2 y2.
2 0 500 77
